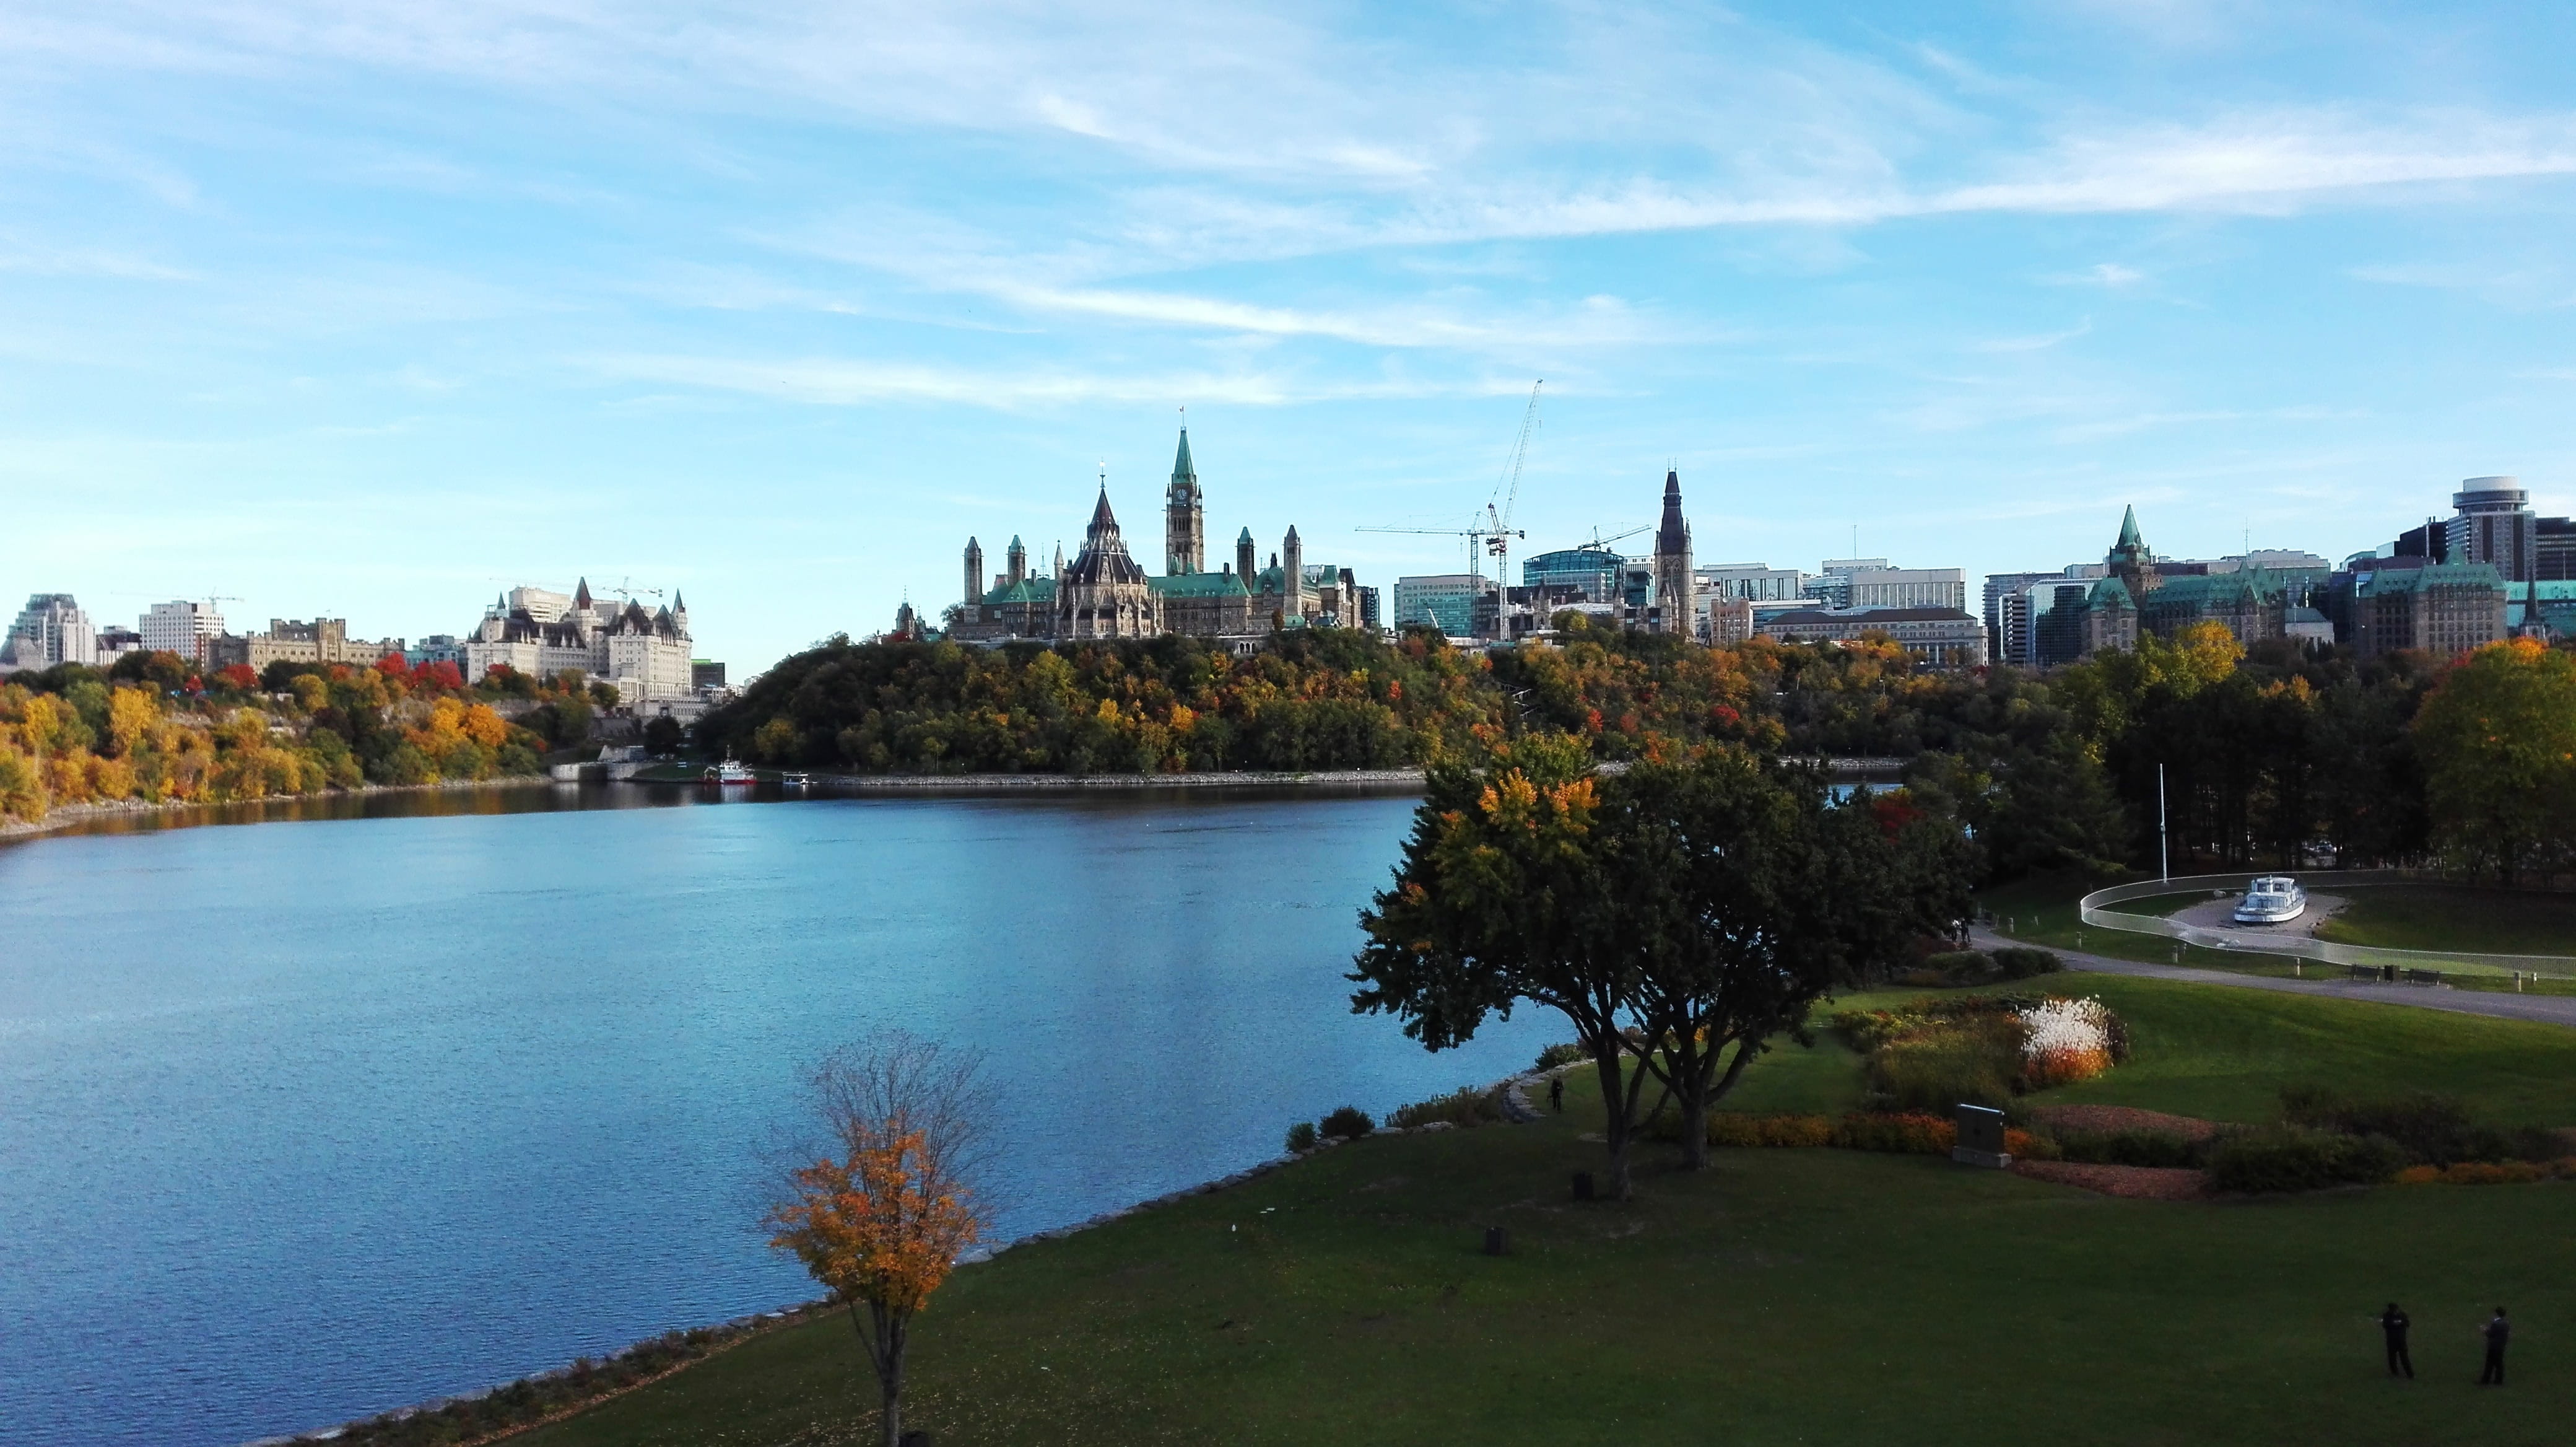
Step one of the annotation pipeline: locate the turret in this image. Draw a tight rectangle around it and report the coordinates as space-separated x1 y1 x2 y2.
964 537 984 606
1236 527 1257 584
1281 526 1304 621
671 590 688 637
1006 536 1027 587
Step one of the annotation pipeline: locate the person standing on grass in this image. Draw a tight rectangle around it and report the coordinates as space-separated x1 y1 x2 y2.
1549 1077 1564 1113
2380 1303 2413 1378
2479 1307 2510 1385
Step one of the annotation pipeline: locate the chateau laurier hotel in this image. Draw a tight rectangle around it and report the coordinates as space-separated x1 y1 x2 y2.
950 429 1368 646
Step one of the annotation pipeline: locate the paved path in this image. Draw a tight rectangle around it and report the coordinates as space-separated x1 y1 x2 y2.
1969 929 2576 1030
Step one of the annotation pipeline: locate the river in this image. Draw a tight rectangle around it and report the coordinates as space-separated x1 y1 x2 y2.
0 784 1552 1447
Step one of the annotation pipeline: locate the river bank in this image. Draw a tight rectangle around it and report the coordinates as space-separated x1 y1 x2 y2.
0 776 557 844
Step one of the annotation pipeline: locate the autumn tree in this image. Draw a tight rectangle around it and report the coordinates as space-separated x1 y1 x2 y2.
765 1033 990 1447
2413 638 2576 883
1350 733 1663 1197
1615 753 1975 1169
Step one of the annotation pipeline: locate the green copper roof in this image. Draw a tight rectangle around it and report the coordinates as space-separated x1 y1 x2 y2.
2358 562 2509 596
2087 577 2137 610
1173 429 1196 483
979 577 1058 605
1149 572 1250 598
2115 505 2143 551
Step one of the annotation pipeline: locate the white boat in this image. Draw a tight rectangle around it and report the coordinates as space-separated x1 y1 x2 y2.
702 755 756 787
781 772 814 789
2233 875 2307 924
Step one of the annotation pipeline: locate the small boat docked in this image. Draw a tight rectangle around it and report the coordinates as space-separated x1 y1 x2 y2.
781 772 814 789
2233 875 2307 925
702 755 756 787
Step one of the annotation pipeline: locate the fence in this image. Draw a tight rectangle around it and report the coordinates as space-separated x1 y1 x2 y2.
2076 870 2576 981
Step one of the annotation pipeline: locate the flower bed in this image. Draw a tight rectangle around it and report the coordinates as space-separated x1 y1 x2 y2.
2395 1158 2576 1186
1832 994 2130 1111
1696 1110 2046 1158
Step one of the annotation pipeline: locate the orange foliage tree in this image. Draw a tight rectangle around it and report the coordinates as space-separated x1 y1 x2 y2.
765 1034 989 1447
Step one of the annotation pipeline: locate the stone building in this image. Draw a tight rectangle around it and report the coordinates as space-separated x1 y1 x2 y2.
2339 561 2508 660
1651 470 1694 635
1756 605 1986 668
951 429 1359 645
464 579 695 702
211 618 401 673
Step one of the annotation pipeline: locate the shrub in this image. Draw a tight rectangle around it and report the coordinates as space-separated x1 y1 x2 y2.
1991 946 2062 979
1704 1113 1837 1148
1388 1086 1505 1130
2279 1086 2561 1166
1534 1042 1588 1072
1284 1121 1318 1153
1868 1031 2019 1112
1319 1105 1374 1141
2004 1127 2060 1160
1919 950 1994 984
2055 1129 2204 1169
2019 997 2120 1088
2208 1125 2405 1194
1834 1112 1957 1155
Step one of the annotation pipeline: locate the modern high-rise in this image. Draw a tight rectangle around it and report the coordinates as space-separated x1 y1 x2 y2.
2445 477 2539 582
1393 574 1494 638
141 600 226 665
1 594 97 672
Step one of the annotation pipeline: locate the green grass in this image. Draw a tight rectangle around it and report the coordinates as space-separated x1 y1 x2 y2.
2317 885 2576 957
518 975 2576 1447
1978 875 2576 993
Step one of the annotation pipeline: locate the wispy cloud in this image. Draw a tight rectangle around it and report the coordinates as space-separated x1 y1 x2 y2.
1976 318 2092 352
590 353 1531 409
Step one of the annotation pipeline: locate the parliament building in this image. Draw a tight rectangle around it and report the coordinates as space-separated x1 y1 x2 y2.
950 429 1368 645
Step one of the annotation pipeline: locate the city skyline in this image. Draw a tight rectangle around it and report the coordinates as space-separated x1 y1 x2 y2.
6 1 2575 668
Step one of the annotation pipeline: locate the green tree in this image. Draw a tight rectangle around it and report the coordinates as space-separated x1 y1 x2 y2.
2413 639 2576 883
1351 734 1661 1198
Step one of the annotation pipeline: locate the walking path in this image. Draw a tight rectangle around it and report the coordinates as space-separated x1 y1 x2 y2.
1968 929 2576 1030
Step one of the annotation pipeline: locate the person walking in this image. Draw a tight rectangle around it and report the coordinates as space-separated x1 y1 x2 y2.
1547 1077 1564 1113
2478 1307 2510 1385
2380 1303 2413 1378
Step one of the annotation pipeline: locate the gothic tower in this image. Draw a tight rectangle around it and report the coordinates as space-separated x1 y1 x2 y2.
1281 525 1305 623
1165 428 1205 575
2107 505 2161 600
1235 527 1257 582
1006 536 1027 587
963 536 984 606
1056 487 1164 639
1652 470 1694 636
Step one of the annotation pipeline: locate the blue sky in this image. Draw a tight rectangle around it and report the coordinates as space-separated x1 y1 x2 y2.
4 0 2574 671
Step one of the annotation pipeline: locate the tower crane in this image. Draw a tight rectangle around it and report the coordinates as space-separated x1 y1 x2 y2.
1354 381 1544 638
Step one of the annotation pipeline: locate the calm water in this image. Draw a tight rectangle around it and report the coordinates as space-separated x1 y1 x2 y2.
0 785 1551 1447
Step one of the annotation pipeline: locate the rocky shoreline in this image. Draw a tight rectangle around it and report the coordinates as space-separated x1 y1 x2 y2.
0 776 549 844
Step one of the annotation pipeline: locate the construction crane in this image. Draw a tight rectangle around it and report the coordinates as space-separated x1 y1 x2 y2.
1565 523 1649 554
1480 380 1541 594
1354 381 1544 586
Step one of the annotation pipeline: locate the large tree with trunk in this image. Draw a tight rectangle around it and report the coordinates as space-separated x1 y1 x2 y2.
1352 738 1973 1191
765 1033 990 1447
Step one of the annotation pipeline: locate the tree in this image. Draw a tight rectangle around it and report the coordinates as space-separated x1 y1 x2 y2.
2413 639 2576 883
643 715 685 754
1613 754 1975 1168
765 1033 989 1447
1351 733 1661 1198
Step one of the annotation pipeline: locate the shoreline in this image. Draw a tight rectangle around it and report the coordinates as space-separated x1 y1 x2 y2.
0 776 554 844
276 1056 1585 1447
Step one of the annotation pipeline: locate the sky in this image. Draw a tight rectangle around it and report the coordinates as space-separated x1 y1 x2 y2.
4 0 2574 673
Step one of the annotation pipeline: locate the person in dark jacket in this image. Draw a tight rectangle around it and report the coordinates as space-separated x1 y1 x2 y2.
2380 1303 2413 1378
2479 1308 2510 1385
1548 1077 1564 1113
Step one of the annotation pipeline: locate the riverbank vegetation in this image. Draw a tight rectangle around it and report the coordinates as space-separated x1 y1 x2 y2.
494 973 2576 1447
695 619 2576 886
0 652 562 824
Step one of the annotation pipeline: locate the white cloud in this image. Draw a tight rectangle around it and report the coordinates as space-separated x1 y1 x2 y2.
590 352 1531 409
1975 318 2093 352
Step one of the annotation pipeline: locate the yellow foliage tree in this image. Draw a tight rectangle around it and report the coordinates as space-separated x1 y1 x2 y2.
765 1035 987 1447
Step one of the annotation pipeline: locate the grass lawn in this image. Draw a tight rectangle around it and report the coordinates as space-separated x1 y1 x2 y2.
2317 885 2576 957
1978 875 2576 995
518 976 2576 1447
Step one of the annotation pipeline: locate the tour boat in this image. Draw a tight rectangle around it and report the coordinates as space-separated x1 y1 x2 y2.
703 756 756 787
2232 875 2307 925
781 772 813 789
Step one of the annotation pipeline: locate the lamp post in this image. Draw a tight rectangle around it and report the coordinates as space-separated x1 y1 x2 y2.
2158 763 2169 885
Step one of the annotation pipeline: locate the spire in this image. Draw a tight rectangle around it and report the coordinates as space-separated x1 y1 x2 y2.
2117 505 2143 552
1655 470 1689 555
1238 526 1253 543
1172 429 1198 494
574 577 592 609
1286 523 1300 544
671 590 684 611
1090 487 1117 531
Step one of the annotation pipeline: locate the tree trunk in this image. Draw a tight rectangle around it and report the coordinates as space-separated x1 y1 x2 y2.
1677 1085 1710 1171
1592 1043 1633 1200
880 1313 908 1447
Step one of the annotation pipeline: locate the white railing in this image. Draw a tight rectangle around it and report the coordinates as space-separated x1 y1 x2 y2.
2077 870 2576 981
